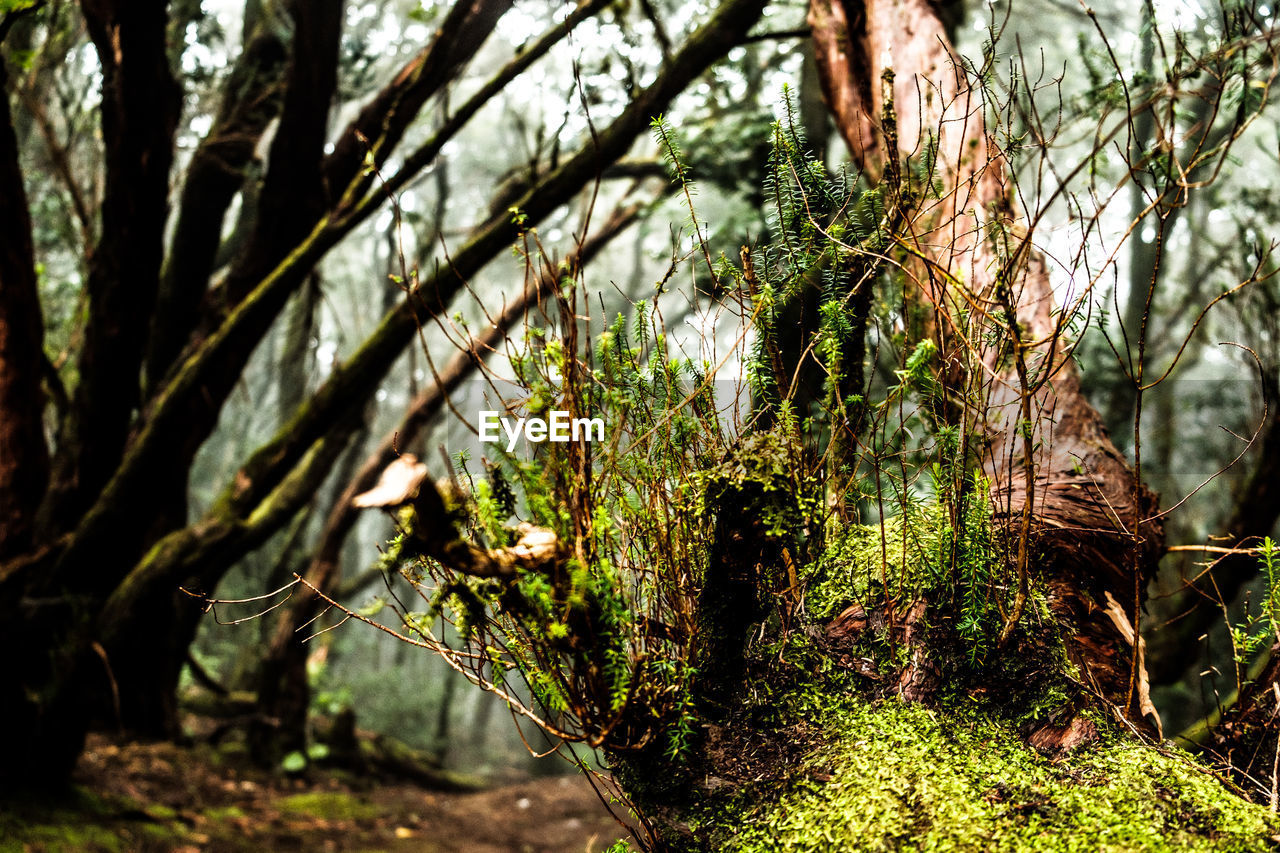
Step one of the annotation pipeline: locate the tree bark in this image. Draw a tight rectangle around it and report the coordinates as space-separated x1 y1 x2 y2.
0 48 49 562
809 0 1163 723
42 0 181 534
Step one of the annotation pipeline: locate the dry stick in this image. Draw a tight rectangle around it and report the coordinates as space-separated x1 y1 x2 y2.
1272 680 1280 813
997 287 1036 648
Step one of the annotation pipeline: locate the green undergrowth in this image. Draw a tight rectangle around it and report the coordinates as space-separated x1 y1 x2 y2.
275 790 381 822
675 507 1280 852
805 491 1008 662
0 788 185 853
699 691 1278 852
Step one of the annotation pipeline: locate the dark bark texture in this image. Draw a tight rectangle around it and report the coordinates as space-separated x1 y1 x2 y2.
0 54 49 561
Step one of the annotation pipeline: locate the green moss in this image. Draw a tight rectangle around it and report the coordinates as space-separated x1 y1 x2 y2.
0 788 186 852
806 498 1002 621
144 803 178 820
696 695 1278 852
202 805 248 821
661 495 1277 852
276 791 380 822
0 823 127 853
701 430 815 543
806 513 924 620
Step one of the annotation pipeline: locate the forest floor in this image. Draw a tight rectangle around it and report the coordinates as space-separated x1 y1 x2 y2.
2 733 629 852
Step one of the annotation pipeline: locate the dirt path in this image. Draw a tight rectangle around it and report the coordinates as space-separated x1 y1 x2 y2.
2 736 630 852
412 778 628 852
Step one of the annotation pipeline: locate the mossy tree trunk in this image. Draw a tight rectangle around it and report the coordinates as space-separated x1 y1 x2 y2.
808 0 1164 726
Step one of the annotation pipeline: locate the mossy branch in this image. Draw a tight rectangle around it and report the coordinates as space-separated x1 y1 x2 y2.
53 0 769 597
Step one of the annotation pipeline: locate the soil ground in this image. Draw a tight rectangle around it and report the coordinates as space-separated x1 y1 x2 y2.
1 734 630 852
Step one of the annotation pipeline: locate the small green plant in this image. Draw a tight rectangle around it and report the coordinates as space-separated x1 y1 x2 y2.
1225 538 1280 691
1260 536 1279 640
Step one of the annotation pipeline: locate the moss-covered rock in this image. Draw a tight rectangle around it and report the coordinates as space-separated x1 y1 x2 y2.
275 790 381 822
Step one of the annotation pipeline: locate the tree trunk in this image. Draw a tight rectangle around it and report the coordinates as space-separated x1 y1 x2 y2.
809 0 1163 720
0 51 49 562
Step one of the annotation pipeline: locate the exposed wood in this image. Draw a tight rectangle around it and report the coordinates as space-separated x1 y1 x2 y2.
0 0 768 790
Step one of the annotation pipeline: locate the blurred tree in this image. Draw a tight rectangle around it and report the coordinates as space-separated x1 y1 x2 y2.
0 0 768 789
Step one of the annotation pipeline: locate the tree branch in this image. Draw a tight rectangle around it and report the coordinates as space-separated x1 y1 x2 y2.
50 0 768 598
146 18 289 394
319 0 515 207
293 199 643 602
215 0 344 310
108 198 645 631
351 0 611 214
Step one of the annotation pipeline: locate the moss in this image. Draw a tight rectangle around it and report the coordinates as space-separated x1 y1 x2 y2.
0 823 129 853
143 803 177 820
647 492 1280 851
692 694 1277 851
700 430 815 544
806 512 924 620
806 497 1002 621
276 791 380 822
202 805 248 821
0 787 186 852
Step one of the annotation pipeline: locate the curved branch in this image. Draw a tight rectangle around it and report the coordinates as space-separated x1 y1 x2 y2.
49 0 768 597
146 19 289 393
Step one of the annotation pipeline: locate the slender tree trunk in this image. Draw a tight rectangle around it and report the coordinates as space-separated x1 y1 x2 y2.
0 51 49 562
